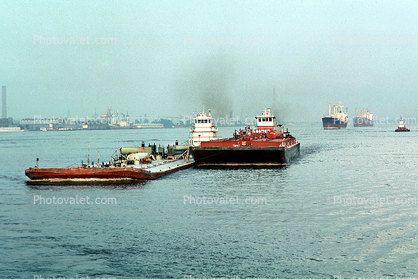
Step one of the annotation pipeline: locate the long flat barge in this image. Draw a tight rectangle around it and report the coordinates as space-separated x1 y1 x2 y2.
25 144 194 181
25 159 193 180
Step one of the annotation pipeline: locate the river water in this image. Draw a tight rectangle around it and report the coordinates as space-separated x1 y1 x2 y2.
1 124 418 278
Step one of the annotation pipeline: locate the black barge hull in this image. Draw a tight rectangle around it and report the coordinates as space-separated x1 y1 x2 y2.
191 143 300 166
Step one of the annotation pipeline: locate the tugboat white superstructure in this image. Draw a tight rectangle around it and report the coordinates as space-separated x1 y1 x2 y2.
189 107 219 146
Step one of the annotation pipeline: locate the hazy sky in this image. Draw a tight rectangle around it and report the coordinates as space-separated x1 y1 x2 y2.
2 0 418 121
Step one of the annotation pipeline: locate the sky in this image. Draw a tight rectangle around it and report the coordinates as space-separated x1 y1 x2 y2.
2 0 418 122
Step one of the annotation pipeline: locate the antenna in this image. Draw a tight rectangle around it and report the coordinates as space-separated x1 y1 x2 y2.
273 88 276 115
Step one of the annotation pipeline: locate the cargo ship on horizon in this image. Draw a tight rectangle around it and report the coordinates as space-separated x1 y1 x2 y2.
190 107 300 166
353 109 374 127
322 103 348 129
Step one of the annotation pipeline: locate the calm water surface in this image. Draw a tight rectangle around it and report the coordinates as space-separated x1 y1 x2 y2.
1 124 418 278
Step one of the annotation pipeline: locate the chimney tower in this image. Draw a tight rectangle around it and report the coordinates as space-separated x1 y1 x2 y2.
2 86 6 119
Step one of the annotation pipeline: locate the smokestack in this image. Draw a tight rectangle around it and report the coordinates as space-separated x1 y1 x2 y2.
2 86 6 119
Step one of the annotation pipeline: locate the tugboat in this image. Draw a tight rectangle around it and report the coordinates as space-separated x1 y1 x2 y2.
322 102 348 129
25 143 194 180
189 106 219 146
395 118 410 132
353 109 374 127
190 108 300 166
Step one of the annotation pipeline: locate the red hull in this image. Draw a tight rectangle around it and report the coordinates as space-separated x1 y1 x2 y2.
193 128 300 166
25 163 193 180
200 137 297 148
200 129 297 148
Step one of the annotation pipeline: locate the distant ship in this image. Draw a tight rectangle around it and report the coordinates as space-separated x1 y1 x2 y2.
395 118 410 132
190 107 300 166
353 109 374 127
322 103 348 129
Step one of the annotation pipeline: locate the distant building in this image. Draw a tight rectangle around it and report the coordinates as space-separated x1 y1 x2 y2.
2 86 6 119
19 117 110 131
19 118 51 130
0 117 13 127
1 86 10 127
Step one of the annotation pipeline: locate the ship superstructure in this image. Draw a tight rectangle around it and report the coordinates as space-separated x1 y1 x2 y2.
353 109 374 127
189 107 219 146
322 102 348 129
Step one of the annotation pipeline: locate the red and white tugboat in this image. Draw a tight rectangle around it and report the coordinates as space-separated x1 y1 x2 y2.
190 108 300 166
395 117 410 132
